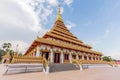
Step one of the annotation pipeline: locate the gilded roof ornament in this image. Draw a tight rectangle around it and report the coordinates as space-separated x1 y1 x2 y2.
56 4 63 22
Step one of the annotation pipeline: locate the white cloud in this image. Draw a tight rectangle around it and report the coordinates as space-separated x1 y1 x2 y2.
15 0 48 33
0 0 74 34
66 21 75 29
64 0 73 6
0 0 48 34
0 41 29 54
104 50 120 60
46 0 58 6
0 0 74 54
60 7 64 14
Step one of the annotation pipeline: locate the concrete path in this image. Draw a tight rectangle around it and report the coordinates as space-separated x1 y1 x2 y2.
0 64 120 80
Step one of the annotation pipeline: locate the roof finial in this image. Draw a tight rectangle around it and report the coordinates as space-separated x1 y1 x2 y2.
58 3 61 14
56 3 63 22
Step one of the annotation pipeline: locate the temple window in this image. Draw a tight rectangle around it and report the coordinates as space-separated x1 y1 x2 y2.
84 56 87 60
64 54 69 60
78 56 82 59
72 55 76 59
96 58 98 61
89 57 91 60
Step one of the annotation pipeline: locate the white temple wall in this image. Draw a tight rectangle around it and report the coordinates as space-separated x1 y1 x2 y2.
36 44 102 64
52 47 61 52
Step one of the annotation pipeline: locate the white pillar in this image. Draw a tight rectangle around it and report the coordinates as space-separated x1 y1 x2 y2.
61 51 64 64
82 55 84 60
36 46 40 56
50 49 53 63
45 66 50 74
87 56 89 60
76 54 79 60
91 56 93 61
80 65 83 71
69 53 72 63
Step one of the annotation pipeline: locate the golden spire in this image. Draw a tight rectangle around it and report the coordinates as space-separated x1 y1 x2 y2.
56 4 63 22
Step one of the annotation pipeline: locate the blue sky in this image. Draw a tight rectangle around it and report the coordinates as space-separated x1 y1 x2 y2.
0 0 120 59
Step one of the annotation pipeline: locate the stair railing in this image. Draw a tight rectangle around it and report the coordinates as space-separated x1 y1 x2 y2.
107 61 117 67
42 56 50 74
71 58 83 70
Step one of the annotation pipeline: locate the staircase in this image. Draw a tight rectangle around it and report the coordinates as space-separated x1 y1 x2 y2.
49 63 79 72
83 64 111 68
3 64 43 75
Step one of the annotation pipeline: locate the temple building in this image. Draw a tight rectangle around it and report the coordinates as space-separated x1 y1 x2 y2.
24 6 102 64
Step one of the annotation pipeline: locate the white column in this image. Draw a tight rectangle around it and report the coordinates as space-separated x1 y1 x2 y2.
61 51 64 64
91 56 93 61
82 55 84 60
76 54 79 60
50 49 54 63
80 65 83 71
69 53 72 63
36 46 40 56
45 66 50 74
87 56 89 60
34 50 36 56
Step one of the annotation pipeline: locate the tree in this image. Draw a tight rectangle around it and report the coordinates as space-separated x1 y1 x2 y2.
102 56 112 62
0 43 14 62
2 43 12 51
0 49 6 61
10 50 14 58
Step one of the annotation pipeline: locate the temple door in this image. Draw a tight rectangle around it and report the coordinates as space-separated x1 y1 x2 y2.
42 52 49 60
54 53 60 63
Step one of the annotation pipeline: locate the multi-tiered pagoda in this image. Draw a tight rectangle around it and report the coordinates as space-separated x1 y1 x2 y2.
24 6 102 64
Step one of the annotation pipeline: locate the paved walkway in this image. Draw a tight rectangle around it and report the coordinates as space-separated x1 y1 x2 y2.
0 64 120 80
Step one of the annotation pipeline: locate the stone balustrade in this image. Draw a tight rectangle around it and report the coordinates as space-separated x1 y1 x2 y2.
81 60 107 64
10 55 117 68
72 59 117 67
64 60 70 63
11 56 43 64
